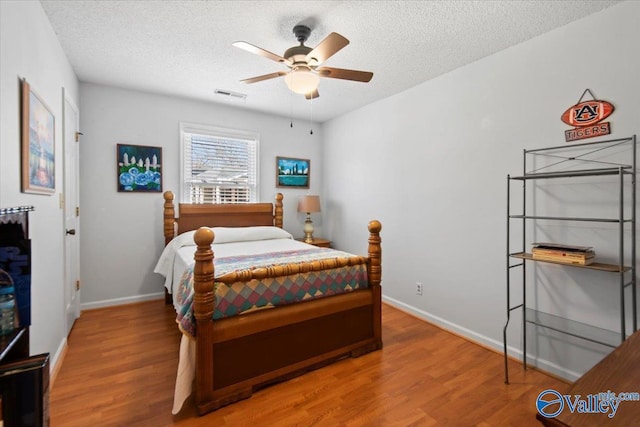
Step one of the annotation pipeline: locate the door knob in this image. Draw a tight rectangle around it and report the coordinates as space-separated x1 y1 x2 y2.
66 229 76 235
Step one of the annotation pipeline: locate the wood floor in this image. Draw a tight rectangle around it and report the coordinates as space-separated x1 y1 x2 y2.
50 301 568 426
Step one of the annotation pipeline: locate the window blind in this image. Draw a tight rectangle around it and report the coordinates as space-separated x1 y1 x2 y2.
181 124 258 204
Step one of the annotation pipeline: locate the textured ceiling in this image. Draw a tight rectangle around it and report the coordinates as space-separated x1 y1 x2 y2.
40 0 621 123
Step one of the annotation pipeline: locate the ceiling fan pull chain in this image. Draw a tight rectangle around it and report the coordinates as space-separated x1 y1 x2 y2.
309 97 314 135
290 90 294 128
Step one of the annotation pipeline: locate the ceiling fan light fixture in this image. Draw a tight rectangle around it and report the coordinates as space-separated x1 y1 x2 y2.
284 68 319 95
234 26 373 100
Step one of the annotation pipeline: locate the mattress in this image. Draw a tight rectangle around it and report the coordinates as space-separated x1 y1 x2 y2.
175 246 369 336
154 227 368 316
154 226 303 309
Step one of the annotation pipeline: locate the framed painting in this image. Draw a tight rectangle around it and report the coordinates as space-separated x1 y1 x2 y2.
21 79 55 195
276 157 310 189
117 144 163 192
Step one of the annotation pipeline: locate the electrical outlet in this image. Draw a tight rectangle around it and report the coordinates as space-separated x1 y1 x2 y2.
416 282 423 295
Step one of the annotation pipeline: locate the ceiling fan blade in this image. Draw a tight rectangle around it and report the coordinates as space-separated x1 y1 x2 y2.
316 67 373 82
305 89 319 100
240 71 287 84
233 41 289 64
305 32 349 65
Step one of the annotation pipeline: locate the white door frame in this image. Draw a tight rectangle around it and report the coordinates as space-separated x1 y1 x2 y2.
62 87 80 335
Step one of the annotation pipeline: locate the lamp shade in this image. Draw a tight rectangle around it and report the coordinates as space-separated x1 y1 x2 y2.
298 195 321 213
284 68 320 95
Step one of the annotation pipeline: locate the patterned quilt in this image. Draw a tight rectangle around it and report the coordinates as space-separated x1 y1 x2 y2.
175 248 369 336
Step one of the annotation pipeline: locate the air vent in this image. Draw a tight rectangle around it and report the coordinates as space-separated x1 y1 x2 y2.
214 89 247 101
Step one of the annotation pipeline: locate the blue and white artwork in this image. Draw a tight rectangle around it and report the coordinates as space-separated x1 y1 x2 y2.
117 144 162 192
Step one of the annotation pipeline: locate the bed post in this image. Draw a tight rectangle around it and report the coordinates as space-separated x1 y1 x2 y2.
368 220 383 349
274 193 284 228
193 227 216 412
163 191 176 245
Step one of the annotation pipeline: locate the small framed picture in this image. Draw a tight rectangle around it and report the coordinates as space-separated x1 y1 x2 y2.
117 144 163 192
21 79 55 195
276 157 310 189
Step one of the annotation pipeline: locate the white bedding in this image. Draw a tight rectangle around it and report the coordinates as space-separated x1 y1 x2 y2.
154 226 307 311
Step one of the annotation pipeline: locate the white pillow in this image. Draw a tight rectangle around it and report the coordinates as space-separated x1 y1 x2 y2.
211 226 293 244
171 226 292 247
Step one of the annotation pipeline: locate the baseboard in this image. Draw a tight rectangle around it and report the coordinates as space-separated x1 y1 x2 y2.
80 292 164 311
381 294 580 382
50 337 68 388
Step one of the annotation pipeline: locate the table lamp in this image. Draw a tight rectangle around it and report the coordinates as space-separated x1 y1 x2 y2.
297 195 321 243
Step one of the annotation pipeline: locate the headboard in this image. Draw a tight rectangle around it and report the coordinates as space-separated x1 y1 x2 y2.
163 191 283 245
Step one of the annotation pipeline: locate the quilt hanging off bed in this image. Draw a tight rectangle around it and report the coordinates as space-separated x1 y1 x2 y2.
175 248 369 336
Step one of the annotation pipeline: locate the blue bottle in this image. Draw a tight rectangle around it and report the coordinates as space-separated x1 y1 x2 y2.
0 269 17 335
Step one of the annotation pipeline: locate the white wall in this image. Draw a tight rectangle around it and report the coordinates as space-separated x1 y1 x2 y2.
322 0 640 380
78 83 323 307
0 1 79 367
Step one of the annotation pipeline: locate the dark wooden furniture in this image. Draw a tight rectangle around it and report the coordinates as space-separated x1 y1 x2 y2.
296 237 331 248
0 207 50 425
0 327 29 363
162 191 382 415
537 330 640 426
0 351 49 427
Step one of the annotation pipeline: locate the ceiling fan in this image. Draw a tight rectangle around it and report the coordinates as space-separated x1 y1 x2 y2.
233 25 373 99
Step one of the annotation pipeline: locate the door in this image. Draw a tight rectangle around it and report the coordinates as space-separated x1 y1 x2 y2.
63 89 80 335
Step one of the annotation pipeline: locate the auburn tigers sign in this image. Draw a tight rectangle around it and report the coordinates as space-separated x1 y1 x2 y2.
561 91 614 142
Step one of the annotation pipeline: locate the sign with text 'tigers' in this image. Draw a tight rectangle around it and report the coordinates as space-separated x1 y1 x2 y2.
561 89 615 142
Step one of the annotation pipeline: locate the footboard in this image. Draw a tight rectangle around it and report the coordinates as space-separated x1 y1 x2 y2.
191 221 382 415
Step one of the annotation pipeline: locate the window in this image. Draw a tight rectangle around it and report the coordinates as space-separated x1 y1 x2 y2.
180 123 259 204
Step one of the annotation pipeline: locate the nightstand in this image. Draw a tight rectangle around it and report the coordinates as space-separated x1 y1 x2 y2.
297 238 331 248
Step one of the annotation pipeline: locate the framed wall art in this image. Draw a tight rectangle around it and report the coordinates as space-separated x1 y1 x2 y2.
276 156 310 189
117 144 163 192
21 79 55 195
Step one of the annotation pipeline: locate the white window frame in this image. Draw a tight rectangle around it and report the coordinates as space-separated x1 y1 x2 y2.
180 122 260 204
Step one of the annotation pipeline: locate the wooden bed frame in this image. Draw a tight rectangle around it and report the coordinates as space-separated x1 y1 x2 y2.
162 191 382 415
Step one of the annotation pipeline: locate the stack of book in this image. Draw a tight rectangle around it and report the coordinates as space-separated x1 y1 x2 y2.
531 242 595 265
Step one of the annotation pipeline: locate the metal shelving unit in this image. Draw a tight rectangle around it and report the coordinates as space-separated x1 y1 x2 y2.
503 136 637 384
